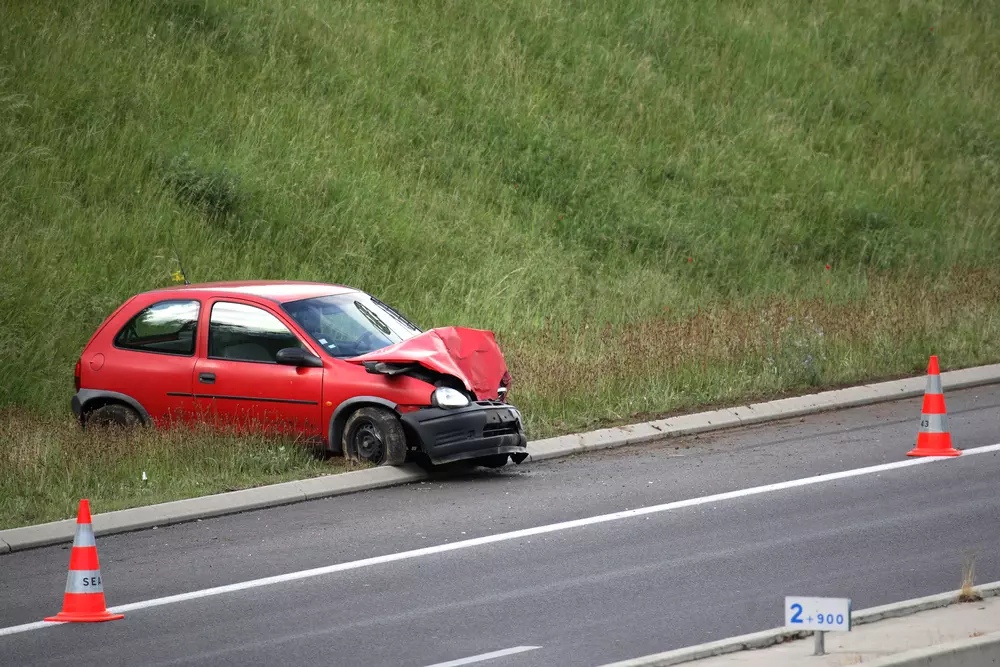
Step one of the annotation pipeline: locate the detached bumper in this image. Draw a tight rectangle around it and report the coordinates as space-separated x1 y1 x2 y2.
401 402 528 465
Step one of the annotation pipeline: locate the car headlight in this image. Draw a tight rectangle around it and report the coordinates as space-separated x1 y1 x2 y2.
432 387 470 409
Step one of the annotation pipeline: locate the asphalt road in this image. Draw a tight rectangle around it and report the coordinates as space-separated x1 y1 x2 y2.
3 386 1000 667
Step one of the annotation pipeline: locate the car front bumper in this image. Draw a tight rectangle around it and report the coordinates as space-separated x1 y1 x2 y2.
401 401 528 465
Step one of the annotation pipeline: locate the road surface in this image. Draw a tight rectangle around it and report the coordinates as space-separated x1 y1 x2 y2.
2 386 999 667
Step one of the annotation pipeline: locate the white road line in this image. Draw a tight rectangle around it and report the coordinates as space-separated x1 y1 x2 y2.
3 443 998 639
0 621 56 637
422 645 542 667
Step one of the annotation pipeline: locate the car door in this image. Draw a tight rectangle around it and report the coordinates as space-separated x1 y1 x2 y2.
192 299 324 438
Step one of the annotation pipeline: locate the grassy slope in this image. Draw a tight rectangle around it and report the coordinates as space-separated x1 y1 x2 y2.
2 0 1000 524
0 411 363 528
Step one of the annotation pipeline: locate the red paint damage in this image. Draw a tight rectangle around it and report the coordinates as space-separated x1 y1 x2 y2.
350 326 510 400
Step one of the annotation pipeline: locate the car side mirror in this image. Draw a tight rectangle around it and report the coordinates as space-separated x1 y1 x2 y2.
275 347 323 368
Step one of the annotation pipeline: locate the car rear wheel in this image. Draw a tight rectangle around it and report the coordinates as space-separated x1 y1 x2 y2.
84 403 142 429
342 407 406 466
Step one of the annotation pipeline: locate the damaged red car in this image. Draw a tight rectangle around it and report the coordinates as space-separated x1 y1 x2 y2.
71 281 528 468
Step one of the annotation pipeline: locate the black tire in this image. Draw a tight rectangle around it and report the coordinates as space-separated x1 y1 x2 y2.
342 406 406 466
84 403 142 429
472 454 510 469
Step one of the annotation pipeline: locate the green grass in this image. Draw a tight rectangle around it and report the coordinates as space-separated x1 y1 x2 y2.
0 409 364 528
2 0 1000 526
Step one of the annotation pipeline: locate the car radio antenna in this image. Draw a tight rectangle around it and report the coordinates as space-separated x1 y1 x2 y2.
169 232 191 285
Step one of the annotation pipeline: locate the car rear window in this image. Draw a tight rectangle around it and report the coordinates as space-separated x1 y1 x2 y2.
114 300 200 356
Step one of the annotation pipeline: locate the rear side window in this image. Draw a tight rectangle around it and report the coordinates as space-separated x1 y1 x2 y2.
114 300 200 356
209 302 304 363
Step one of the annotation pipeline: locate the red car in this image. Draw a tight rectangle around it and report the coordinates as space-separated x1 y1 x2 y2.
71 281 528 468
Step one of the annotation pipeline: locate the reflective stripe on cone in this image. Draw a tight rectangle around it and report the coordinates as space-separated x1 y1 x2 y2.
919 412 949 433
65 570 104 593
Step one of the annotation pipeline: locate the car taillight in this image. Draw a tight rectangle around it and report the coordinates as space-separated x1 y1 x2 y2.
74 360 82 391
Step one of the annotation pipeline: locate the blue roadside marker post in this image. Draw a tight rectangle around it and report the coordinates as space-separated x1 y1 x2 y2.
784 595 852 656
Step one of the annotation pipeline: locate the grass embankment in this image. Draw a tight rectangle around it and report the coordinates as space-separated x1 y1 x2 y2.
2 1 999 527
0 411 364 529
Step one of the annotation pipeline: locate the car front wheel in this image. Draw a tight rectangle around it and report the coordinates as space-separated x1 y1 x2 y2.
342 406 407 466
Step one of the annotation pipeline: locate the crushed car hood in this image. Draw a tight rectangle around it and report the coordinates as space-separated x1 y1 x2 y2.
349 326 509 400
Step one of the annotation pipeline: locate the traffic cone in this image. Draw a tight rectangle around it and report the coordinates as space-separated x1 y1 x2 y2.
907 355 961 457
44 499 124 623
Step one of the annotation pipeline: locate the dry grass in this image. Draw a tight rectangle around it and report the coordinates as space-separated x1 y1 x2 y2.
958 548 983 602
0 409 366 528
507 270 1000 436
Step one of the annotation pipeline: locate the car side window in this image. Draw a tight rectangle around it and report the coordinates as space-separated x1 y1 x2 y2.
114 300 200 356
209 302 304 363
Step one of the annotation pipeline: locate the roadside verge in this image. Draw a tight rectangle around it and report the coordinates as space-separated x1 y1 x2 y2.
3 362 999 554
595 581 1000 667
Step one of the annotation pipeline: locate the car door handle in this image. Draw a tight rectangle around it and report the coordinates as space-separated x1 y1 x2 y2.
198 373 216 384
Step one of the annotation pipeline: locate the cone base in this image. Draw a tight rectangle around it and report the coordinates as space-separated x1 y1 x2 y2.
906 448 961 457
44 611 124 623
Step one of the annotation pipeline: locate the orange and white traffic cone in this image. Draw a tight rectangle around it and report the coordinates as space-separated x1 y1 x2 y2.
907 355 961 457
44 499 124 623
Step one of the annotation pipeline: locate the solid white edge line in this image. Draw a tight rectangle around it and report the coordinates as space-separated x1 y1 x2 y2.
0 621 59 638
3 443 999 639
422 645 542 667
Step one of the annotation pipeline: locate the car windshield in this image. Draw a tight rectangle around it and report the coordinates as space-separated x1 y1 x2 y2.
282 292 422 358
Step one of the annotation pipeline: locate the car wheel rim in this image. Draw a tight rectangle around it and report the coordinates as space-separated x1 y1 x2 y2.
354 422 384 463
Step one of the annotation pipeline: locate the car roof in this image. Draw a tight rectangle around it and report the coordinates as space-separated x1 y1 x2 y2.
148 280 359 303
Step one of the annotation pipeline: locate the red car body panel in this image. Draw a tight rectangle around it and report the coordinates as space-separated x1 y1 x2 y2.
94 340 197 422
158 280 356 302
349 326 509 401
185 295 324 437
72 282 527 465
77 292 200 424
